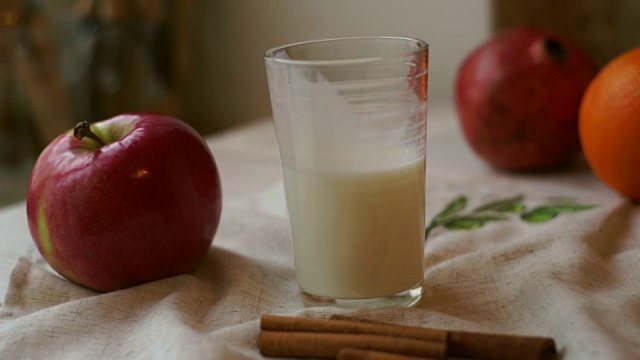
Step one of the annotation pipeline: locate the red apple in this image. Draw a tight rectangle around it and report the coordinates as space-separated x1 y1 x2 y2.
455 27 597 171
26 113 222 292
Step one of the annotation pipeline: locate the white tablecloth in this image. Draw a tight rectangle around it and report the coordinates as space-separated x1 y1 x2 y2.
1 103 639 359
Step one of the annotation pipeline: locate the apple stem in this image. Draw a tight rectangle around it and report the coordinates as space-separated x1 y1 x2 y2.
73 121 105 147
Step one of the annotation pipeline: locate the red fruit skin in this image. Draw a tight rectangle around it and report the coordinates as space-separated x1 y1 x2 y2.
455 27 598 171
26 114 222 292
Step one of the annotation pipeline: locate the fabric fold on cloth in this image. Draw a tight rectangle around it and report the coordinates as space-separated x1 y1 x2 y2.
1 193 639 359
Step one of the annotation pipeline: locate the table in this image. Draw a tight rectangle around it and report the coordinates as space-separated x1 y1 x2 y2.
1 103 639 359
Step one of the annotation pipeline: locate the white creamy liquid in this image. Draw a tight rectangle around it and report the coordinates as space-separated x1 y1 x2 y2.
283 157 426 299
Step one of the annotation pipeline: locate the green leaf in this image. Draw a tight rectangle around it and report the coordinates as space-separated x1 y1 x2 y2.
473 195 526 213
432 195 467 225
520 207 559 223
424 224 435 241
544 204 597 213
520 203 596 223
442 215 508 230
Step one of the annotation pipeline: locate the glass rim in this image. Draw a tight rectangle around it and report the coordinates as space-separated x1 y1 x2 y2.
264 36 428 66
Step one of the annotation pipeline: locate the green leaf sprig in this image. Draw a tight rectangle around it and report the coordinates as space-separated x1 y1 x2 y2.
425 195 597 241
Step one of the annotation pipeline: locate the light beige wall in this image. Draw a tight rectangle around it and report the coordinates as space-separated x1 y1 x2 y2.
184 0 491 134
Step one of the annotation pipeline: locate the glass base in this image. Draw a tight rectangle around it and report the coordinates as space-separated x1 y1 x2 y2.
300 282 423 309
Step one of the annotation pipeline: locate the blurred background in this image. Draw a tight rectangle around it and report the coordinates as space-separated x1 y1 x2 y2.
1 0 638 207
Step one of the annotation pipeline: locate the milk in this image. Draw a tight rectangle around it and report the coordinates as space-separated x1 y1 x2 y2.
283 157 425 299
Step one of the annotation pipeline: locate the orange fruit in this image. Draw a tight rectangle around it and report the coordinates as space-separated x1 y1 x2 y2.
579 48 640 201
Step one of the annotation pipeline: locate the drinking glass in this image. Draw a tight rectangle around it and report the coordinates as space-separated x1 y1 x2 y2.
265 37 428 308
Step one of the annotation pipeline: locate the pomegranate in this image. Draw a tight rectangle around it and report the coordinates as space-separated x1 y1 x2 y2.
454 27 598 172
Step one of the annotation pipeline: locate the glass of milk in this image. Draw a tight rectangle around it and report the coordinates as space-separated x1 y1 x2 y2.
265 37 428 308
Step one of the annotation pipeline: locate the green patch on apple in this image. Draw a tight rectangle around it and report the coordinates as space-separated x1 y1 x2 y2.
37 202 54 257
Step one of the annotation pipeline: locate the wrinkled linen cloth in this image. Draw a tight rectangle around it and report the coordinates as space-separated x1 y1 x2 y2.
1 104 639 359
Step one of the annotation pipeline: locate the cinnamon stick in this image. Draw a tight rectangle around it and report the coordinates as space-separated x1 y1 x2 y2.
337 348 438 360
449 330 557 360
261 314 448 343
258 330 447 359
331 314 557 360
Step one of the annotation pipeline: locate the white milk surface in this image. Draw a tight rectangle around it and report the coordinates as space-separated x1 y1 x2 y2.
284 157 426 299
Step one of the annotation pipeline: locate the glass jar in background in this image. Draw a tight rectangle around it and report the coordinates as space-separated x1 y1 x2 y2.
18 0 173 149
0 1 195 207
0 10 37 206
